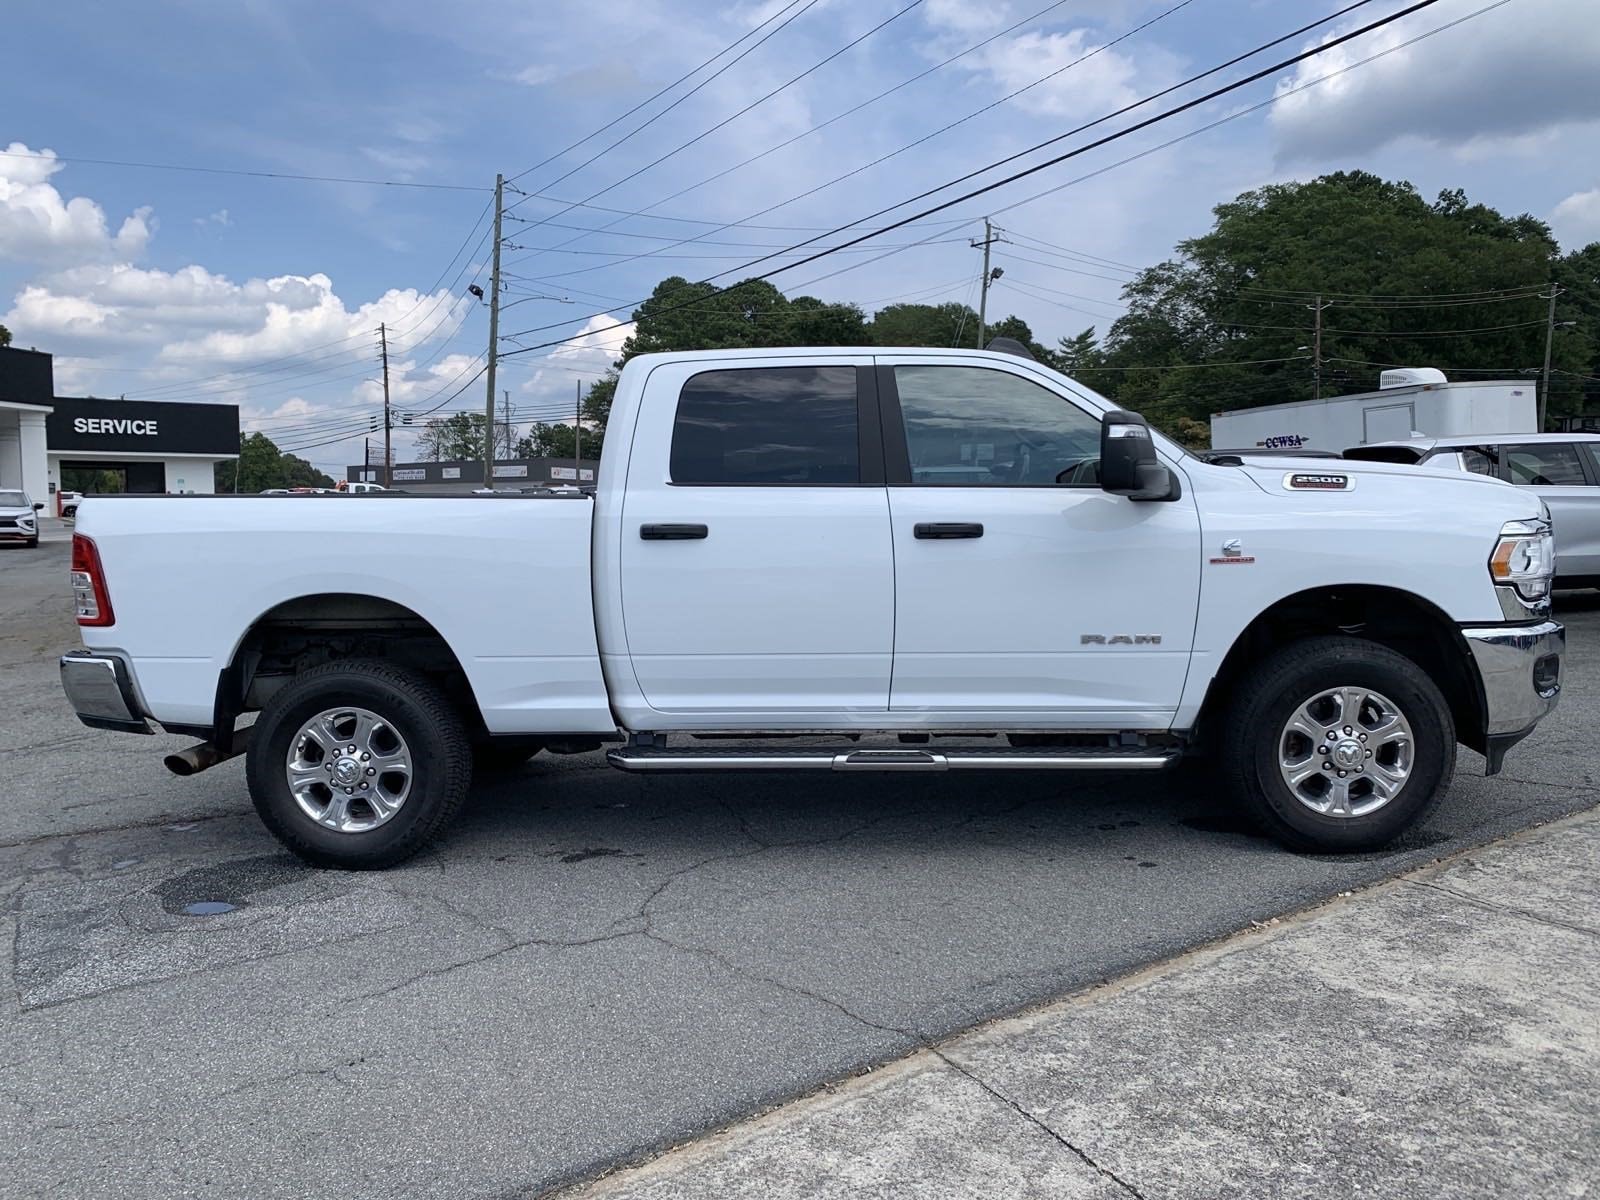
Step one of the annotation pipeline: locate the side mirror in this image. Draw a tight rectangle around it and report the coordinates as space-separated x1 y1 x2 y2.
1099 410 1181 502
33 502 45 511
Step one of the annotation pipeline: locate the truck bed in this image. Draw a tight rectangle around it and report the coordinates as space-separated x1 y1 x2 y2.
72 493 615 734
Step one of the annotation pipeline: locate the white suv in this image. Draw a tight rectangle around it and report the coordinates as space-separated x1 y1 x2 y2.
0 489 44 548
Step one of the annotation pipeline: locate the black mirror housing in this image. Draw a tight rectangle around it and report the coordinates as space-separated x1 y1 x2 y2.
33 502 45 510
1099 410 1180 502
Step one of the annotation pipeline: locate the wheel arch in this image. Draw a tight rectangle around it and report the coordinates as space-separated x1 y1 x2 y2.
212 592 483 750
1192 584 1487 756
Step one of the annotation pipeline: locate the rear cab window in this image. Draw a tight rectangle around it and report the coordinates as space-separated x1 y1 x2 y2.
669 366 860 485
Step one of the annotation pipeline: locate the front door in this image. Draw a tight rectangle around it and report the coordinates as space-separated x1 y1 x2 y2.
877 358 1201 726
619 358 894 715
1502 441 1600 578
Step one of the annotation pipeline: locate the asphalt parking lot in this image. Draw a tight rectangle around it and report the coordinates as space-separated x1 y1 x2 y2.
2 533 1596 1199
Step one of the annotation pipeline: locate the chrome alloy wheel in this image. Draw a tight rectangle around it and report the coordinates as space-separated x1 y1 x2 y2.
286 707 413 833
1277 686 1414 818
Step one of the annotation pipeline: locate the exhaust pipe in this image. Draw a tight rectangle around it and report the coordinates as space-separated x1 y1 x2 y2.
165 726 253 777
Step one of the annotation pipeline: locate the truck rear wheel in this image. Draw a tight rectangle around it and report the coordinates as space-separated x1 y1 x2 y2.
1219 636 1455 853
245 659 472 869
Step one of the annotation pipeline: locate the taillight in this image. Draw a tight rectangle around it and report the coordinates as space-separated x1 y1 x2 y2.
71 534 115 626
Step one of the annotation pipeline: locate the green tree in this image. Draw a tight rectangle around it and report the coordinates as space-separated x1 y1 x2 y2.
415 412 513 461
868 301 980 347
1554 241 1600 418
1099 172 1584 429
513 420 604 460
216 432 334 492
0 323 10 346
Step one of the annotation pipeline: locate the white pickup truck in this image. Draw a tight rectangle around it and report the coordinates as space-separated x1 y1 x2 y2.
61 344 1564 868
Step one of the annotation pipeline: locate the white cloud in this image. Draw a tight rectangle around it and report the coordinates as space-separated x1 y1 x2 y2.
1268 0 1600 160
922 0 1009 37
944 23 1176 123
1551 186 1600 249
0 143 154 265
195 208 232 229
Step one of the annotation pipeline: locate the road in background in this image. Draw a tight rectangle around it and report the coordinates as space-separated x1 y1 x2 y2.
2 537 1595 1198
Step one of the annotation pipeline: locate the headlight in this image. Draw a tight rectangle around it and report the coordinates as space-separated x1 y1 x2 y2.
1490 519 1554 601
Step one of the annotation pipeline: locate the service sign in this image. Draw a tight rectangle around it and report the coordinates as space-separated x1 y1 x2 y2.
494 464 529 479
393 468 426 482
47 397 240 456
550 466 577 480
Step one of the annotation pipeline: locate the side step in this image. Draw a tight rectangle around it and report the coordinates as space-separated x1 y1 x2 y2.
606 745 1178 773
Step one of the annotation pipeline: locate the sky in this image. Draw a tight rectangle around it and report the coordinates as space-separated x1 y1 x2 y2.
2 0 1597 473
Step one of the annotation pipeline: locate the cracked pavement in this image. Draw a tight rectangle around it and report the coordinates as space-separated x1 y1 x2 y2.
2 540 1598 1198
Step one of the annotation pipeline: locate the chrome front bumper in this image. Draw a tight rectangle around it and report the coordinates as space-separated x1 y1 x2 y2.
60 651 152 734
1461 619 1563 773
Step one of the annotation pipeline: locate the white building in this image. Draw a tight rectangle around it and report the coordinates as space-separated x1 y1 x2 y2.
0 347 238 504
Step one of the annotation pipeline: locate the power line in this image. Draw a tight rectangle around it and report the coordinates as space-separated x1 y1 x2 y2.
991 249 1134 284
997 226 1140 271
502 0 824 216
502 0 1402 348
507 0 930 262
505 0 1202 283
577 0 1098 233
504 0 815 187
0 147 484 191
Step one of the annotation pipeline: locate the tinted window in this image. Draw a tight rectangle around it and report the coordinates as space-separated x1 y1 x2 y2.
1459 447 1500 477
893 365 1101 486
670 367 858 485
1581 443 1600 479
1505 443 1587 486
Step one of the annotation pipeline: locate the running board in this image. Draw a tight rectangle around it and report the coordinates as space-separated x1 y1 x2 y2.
606 745 1178 773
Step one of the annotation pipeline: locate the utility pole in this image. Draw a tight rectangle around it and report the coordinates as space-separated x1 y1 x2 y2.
1308 295 1333 399
378 322 392 487
575 379 583 472
364 437 370 481
1540 285 1563 431
970 219 1006 348
484 172 504 487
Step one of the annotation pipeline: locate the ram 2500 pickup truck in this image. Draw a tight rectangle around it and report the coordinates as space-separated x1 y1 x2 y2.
61 344 1564 868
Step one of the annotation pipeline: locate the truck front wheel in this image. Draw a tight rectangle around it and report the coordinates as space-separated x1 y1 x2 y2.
245 659 473 869
1219 636 1455 853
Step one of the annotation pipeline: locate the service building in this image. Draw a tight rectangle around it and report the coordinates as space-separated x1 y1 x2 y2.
0 346 239 502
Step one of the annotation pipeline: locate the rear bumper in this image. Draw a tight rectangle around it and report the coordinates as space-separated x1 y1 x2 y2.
59 651 153 734
1460 619 1563 773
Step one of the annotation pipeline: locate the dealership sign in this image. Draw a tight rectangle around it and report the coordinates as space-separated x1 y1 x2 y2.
393 468 426 482
47 397 240 456
74 417 159 437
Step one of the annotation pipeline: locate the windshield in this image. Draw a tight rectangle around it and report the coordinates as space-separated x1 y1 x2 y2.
0 491 28 507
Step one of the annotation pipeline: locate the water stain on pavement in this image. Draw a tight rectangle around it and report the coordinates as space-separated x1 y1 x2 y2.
559 847 640 864
155 854 309 915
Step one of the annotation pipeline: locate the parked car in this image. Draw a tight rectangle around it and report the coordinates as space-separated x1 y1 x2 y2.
0 490 44 547
1346 433 1600 587
57 489 82 519
60 345 1563 868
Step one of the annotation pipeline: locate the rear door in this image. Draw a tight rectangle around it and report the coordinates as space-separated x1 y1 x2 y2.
618 357 894 715
876 357 1201 724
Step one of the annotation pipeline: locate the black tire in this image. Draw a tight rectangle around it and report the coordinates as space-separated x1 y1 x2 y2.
1219 635 1455 853
246 659 472 869
25 537 38 549
474 737 545 772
